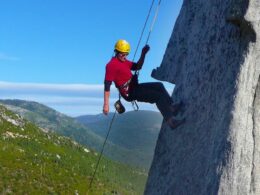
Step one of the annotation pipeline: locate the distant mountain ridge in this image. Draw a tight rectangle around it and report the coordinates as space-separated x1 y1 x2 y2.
0 99 105 150
76 110 163 169
76 113 114 124
0 104 147 194
0 99 163 170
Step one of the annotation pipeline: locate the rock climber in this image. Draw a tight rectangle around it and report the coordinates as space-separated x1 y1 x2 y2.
103 39 185 129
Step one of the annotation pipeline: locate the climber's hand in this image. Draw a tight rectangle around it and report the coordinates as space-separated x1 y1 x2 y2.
142 45 150 55
103 104 109 115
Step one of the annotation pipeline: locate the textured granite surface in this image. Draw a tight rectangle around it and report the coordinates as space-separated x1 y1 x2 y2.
145 0 260 194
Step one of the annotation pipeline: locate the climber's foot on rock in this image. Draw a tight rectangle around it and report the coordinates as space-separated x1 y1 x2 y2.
170 101 184 116
167 117 186 130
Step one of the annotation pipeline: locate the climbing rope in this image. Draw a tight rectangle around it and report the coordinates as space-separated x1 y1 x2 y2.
88 0 162 190
88 111 117 190
130 0 162 111
145 0 162 46
134 0 162 77
132 0 156 62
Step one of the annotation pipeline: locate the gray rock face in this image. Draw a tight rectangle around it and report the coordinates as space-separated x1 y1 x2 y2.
145 0 260 194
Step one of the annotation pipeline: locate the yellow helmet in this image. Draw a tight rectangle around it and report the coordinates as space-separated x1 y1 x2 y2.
114 39 131 53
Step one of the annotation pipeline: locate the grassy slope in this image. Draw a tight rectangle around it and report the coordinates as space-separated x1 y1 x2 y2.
0 100 162 170
0 99 104 149
77 111 163 169
0 105 147 194
0 100 136 167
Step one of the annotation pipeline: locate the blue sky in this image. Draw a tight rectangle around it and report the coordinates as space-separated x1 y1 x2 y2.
0 0 183 116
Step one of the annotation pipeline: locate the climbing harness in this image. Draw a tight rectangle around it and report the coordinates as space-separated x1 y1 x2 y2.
116 0 162 114
88 0 162 190
116 74 139 112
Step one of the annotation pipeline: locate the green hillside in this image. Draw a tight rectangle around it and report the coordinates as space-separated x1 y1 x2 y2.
0 100 162 170
77 111 162 151
0 99 104 149
0 104 147 194
76 111 163 169
0 100 134 168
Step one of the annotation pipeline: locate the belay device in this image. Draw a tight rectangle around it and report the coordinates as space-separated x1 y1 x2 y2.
114 99 125 114
88 0 162 191
113 0 161 114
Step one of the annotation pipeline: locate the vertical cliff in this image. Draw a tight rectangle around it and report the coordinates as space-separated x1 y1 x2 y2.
145 0 260 194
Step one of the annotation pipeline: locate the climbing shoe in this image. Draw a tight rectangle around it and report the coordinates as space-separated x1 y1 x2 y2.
170 101 184 116
167 117 185 130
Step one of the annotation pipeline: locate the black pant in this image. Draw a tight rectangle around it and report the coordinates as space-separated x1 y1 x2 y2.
126 82 173 121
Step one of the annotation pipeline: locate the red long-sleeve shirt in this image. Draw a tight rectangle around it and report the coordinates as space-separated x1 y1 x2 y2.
104 57 134 96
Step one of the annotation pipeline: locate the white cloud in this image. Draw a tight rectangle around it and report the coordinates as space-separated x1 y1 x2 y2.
0 81 158 116
0 81 104 91
0 81 113 98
